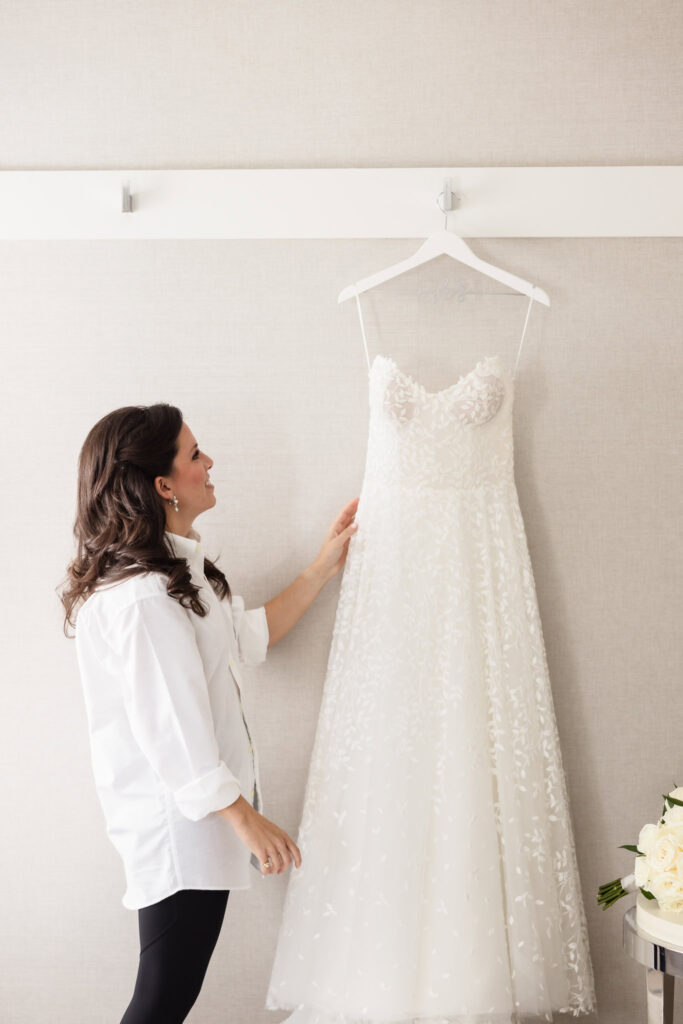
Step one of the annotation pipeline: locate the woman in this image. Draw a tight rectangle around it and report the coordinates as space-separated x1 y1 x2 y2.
59 402 359 1024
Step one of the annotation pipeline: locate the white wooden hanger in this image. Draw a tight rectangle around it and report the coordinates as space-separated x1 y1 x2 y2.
337 181 550 307
337 181 549 379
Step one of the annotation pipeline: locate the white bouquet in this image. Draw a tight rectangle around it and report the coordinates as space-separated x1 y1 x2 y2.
597 785 683 911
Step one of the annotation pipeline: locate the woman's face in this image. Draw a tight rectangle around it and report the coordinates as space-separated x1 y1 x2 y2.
155 421 215 532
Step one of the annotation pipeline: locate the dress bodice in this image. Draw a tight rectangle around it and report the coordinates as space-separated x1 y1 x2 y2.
367 352 515 492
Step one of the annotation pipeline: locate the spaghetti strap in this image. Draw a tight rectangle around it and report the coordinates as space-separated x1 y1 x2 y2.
513 291 535 380
352 286 372 372
353 281 534 380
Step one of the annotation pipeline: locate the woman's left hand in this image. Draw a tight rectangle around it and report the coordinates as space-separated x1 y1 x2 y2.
312 497 360 583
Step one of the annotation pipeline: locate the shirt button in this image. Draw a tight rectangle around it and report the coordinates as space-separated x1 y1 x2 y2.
250 787 255 800
249 743 253 753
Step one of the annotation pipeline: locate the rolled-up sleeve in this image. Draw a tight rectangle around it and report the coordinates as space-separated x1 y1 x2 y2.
110 593 242 821
230 595 269 665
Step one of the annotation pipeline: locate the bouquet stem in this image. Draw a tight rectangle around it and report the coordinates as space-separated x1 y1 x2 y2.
597 873 637 909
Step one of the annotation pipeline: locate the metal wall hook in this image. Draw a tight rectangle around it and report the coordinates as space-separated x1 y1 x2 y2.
436 178 461 229
121 182 133 213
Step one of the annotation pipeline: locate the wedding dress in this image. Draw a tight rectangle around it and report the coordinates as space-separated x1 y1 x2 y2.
265 294 597 1024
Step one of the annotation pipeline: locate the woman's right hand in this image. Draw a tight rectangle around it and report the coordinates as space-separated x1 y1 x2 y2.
218 796 302 875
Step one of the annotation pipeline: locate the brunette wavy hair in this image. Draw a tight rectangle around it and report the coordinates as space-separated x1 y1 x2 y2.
58 402 231 638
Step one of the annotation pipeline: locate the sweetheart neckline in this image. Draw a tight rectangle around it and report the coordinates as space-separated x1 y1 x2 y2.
371 352 509 399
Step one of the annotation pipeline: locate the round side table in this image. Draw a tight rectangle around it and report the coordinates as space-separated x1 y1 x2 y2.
623 904 683 1023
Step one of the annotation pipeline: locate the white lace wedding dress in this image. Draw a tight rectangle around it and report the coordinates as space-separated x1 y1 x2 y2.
265 299 596 1024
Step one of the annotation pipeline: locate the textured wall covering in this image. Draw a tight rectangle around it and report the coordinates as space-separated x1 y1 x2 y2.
0 3 681 1023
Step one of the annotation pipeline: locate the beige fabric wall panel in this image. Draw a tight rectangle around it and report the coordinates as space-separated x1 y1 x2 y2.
0 1 681 167
1 238 681 1023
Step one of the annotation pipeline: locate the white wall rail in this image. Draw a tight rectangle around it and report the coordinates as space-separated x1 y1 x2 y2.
0 167 681 239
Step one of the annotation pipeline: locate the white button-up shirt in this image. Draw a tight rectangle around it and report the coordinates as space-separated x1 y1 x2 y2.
74 526 269 909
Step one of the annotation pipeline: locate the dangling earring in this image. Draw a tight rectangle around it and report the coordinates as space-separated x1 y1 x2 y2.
169 494 179 512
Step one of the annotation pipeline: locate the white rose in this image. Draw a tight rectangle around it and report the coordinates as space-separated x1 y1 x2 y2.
638 823 660 855
668 787 683 803
649 870 683 904
661 822 683 850
647 833 678 874
634 855 650 888
663 805 683 825
660 895 683 913
676 858 683 885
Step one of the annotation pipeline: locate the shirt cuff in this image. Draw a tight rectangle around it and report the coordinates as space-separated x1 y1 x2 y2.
172 762 242 821
231 597 270 665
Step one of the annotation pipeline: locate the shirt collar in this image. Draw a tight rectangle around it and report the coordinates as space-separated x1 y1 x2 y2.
165 526 204 569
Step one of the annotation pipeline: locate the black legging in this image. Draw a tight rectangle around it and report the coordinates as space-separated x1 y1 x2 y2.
120 889 230 1023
